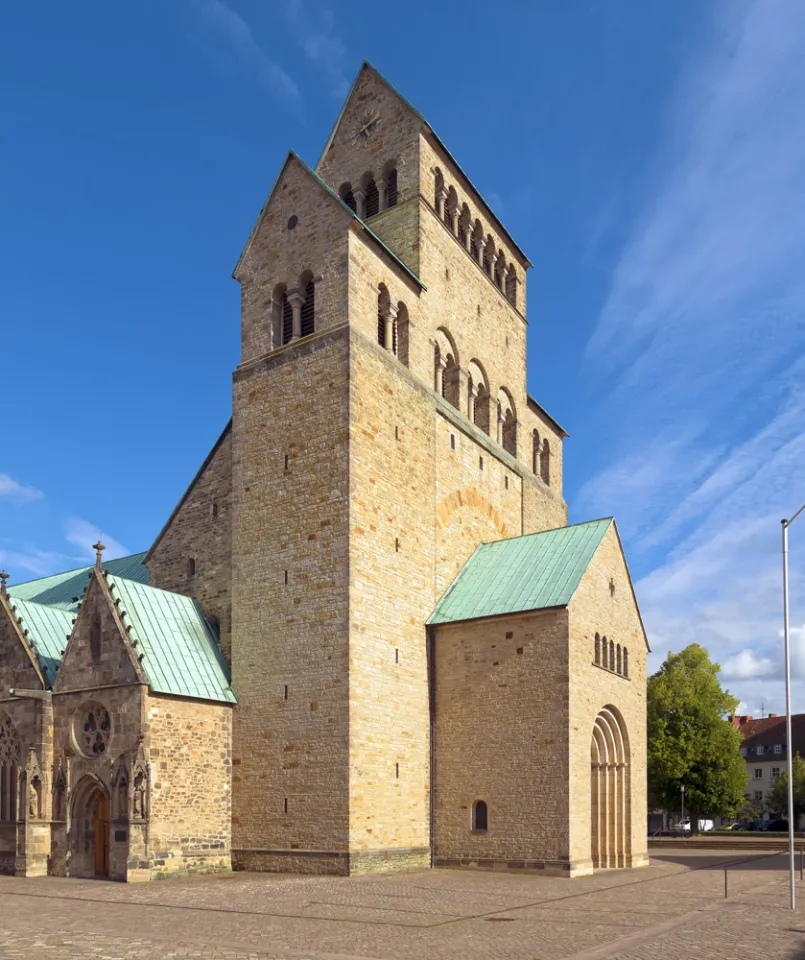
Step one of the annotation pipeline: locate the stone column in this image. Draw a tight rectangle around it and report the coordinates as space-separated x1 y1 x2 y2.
476 236 486 270
287 288 304 341
384 303 398 353
435 187 447 219
435 354 447 395
353 188 366 220
377 177 386 211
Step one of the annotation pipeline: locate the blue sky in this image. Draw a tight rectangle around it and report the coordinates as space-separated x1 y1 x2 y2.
2 0 804 715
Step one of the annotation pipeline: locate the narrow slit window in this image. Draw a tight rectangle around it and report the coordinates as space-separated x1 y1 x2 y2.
187 557 196 577
473 800 488 831
282 293 293 345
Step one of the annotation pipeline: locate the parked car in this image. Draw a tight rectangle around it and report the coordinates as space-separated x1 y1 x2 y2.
670 818 715 833
758 819 789 832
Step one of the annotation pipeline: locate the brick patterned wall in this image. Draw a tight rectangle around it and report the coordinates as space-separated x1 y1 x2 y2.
146 425 233 661
432 609 573 872
567 524 649 870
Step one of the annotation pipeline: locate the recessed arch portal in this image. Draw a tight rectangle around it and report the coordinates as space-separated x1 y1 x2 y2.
590 706 631 869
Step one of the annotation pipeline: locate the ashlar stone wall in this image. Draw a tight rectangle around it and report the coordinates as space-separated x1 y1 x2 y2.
432 609 574 874
567 524 649 871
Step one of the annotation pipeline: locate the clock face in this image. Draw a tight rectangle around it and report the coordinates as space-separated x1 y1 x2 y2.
352 109 381 147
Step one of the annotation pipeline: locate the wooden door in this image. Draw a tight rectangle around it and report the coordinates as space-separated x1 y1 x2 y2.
93 793 110 877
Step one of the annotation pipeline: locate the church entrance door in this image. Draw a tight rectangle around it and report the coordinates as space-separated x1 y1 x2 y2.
93 792 110 878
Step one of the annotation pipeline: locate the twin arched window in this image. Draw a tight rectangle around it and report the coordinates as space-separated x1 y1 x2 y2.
377 285 409 364
274 274 316 348
0 714 20 823
339 164 399 220
532 430 551 485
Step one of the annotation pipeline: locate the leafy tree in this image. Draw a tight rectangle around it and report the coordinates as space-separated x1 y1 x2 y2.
647 644 747 831
766 753 805 820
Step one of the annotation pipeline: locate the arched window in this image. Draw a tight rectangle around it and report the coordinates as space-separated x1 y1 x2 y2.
540 439 551 485
482 237 493 276
364 177 380 218
187 557 196 578
458 204 470 247
386 168 398 208
300 273 315 337
442 354 460 408
396 302 409 366
616 644 622 675
594 633 601 666
90 612 102 662
498 389 517 457
470 220 482 263
340 183 356 213
0 713 20 823
377 284 390 348
623 648 629 678
494 251 505 289
282 291 293 345
472 799 488 831
444 187 458 232
609 639 615 670
532 429 540 474
601 636 608 669
506 267 517 307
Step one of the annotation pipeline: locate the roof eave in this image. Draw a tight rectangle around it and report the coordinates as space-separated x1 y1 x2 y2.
527 394 569 438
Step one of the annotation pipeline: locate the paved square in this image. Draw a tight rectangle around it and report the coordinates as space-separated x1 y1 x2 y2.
1 849 803 959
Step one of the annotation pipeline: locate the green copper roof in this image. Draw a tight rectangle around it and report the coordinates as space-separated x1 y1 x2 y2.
6 597 72 685
8 552 149 612
107 576 236 704
427 518 613 626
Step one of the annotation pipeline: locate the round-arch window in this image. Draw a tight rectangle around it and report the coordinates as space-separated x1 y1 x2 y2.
287 215 298 230
75 704 112 758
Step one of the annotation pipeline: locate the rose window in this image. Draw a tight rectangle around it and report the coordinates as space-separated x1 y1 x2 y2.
77 705 111 757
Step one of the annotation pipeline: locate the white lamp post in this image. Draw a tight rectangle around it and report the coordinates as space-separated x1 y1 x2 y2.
781 502 805 911
681 784 685 825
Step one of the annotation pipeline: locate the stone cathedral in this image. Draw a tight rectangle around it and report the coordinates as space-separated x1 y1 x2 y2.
0 62 648 882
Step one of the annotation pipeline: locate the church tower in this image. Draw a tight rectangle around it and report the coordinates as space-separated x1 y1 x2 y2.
228 62 568 875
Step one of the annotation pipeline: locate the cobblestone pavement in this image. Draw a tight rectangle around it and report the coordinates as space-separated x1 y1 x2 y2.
1 849 804 959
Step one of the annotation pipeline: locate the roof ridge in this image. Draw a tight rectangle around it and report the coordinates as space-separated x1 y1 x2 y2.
9 551 148 590
476 516 614 550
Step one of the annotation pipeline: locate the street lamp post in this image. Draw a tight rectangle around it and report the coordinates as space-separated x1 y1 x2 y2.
681 784 685 825
782 502 805 911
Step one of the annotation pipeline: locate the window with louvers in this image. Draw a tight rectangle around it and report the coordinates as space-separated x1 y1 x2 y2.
470 236 479 262
365 179 379 218
377 302 385 346
444 206 454 231
386 169 398 208
301 281 315 337
458 222 467 246
282 294 293 345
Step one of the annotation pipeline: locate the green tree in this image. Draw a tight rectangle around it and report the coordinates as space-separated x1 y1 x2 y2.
766 753 805 820
647 644 747 831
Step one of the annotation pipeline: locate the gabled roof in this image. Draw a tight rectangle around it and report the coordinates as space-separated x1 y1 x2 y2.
107 575 236 704
233 149 424 290
428 518 613 626
317 60 531 268
4 596 71 685
8 552 149 612
527 394 569 439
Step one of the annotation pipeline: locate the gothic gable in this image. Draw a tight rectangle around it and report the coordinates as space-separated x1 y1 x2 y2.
54 572 144 694
0 594 46 692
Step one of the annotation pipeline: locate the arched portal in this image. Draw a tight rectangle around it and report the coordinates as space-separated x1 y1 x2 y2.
590 707 630 869
69 777 111 879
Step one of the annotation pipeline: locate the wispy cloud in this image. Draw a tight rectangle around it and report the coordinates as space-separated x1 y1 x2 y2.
578 0 805 712
190 0 302 111
0 547 72 579
0 473 44 503
64 518 130 563
284 0 349 99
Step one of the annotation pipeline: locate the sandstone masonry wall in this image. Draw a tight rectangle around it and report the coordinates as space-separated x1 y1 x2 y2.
432 609 572 872
567 525 649 870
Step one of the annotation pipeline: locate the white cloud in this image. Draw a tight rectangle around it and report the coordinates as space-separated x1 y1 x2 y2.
721 649 776 681
284 0 349 99
63 518 130 563
191 0 302 110
578 1 805 714
0 547 70 579
0 473 44 503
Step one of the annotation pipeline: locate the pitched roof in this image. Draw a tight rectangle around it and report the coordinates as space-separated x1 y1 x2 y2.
317 60 532 268
4 596 71 685
107 575 236 704
8 552 149 612
427 518 613 626
233 150 424 290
